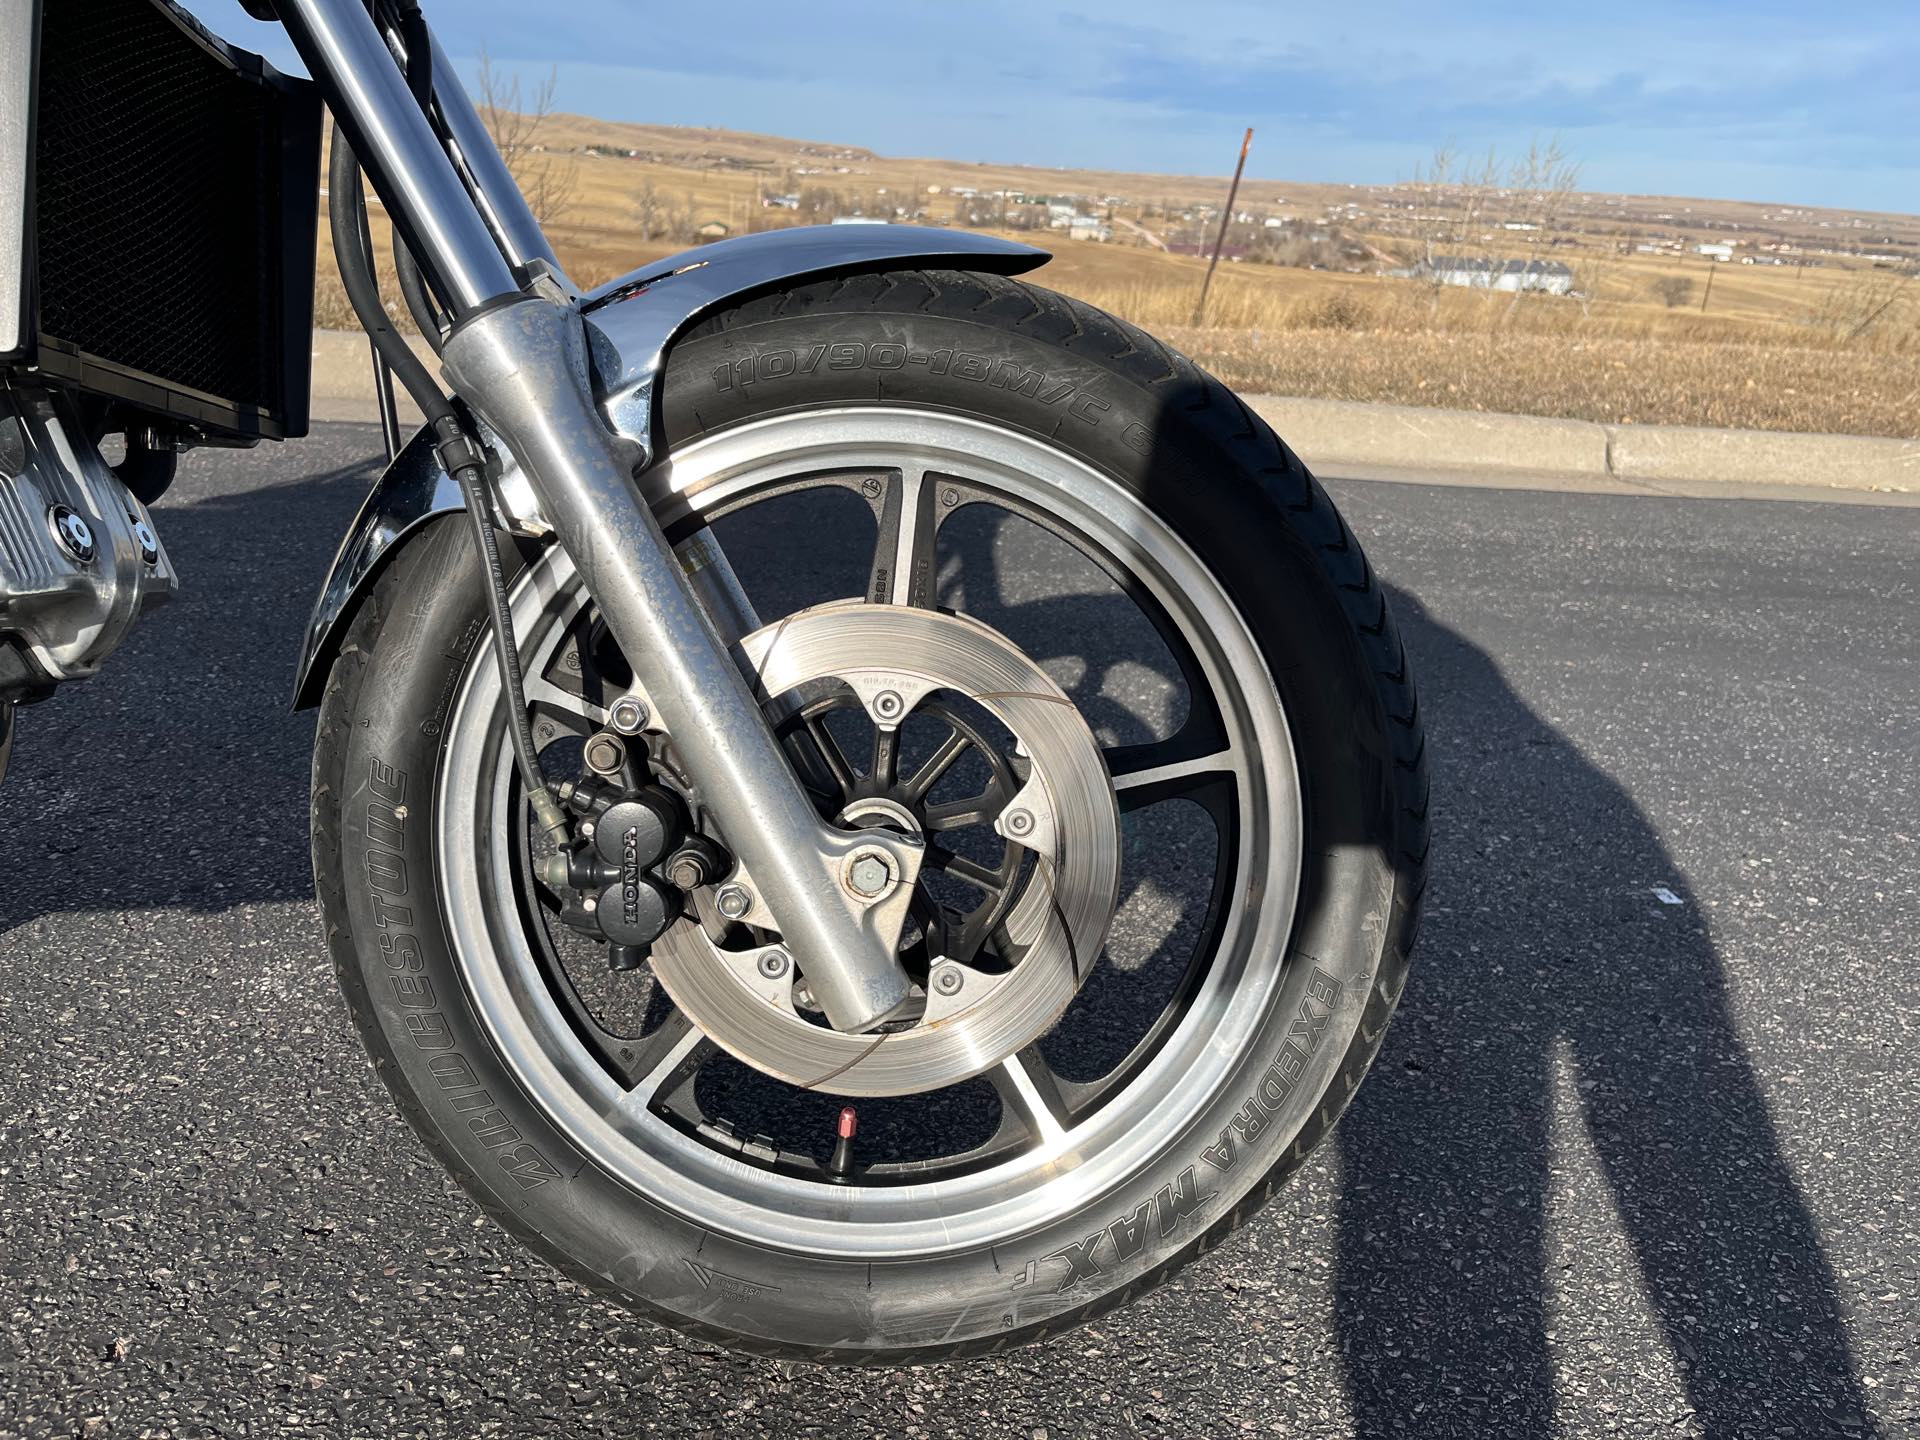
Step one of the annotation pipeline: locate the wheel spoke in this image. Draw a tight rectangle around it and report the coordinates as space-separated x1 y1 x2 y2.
925 791 1000 832
867 467 941 607
525 672 610 728
992 1047 1073 1148
804 715 859 794
610 1011 713 1121
928 846 1003 892
869 724 900 790
901 728 971 803
1106 740 1236 812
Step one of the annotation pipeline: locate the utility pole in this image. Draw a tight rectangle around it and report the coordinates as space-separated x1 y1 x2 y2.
1700 258 1716 312
1193 127 1254 325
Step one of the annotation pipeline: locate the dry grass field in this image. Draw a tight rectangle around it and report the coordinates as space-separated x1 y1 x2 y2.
316 116 1920 439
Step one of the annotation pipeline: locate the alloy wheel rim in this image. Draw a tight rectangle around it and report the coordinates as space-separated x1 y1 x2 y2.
436 406 1303 1257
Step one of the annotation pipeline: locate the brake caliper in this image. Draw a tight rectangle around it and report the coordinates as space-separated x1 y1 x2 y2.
541 739 723 971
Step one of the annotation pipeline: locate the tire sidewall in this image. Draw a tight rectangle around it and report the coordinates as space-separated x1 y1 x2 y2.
329 293 1404 1359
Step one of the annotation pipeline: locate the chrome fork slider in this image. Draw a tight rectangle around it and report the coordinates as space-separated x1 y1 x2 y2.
438 296 922 1033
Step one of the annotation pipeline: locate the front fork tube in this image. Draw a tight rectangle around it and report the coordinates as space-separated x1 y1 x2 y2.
440 297 920 1034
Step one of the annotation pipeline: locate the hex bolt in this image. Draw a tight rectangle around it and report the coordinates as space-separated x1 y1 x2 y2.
49 506 95 563
846 850 893 899
609 696 649 735
1004 809 1035 837
582 894 599 913
873 691 905 722
583 733 626 776
933 966 964 996
757 949 791 979
665 854 707 890
716 884 753 920
580 820 596 843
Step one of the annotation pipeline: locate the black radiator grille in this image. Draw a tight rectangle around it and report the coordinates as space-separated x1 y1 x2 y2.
33 0 304 420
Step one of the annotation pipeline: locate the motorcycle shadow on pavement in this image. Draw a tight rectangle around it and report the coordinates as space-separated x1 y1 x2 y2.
0 445 382 934
1333 583 1875 1439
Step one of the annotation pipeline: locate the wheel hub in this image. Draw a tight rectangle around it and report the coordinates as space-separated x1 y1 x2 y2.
648 602 1122 1097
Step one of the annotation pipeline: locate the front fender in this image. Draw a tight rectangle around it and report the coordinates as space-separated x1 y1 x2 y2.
291 225 1048 710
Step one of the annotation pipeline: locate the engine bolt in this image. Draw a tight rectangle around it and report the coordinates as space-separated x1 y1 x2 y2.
1005 809 1034 837
758 949 790 979
609 696 649 735
716 884 752 920
933 966 964 996
49 506 95 563
873 690 904 721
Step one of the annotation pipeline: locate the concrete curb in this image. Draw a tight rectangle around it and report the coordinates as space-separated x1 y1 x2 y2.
1247 395 1919 495
310 329 437 427
307 330 1918 496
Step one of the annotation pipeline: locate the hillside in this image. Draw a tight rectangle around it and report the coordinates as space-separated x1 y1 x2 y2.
316 113 1920 438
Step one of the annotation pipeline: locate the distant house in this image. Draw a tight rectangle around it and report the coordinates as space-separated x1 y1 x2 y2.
1167 242 1249 261
697 220 731 240
1697 242 1734 261
830 215 888 225
1426 256 1575 295
1068 215 1111 242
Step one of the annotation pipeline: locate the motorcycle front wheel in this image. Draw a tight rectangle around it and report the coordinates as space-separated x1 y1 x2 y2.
310 269 1427 1361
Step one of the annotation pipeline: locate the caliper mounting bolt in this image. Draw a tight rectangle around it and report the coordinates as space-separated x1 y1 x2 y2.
583 732 627 777
608 695 649 735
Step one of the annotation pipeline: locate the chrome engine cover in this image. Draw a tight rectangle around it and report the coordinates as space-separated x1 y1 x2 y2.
0 385 178 688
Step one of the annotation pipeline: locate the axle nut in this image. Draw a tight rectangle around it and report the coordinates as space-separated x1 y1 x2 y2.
716 883 753 920
844 848 896 900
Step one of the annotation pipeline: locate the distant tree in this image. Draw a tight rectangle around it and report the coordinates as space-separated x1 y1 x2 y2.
475 49 577 226
663 193 698 243
632 180 665 241
796 186 840 223
1499 137 1581 321
1652 275 1694 308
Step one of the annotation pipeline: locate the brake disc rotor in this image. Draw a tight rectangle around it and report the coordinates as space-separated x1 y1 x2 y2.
648 602 1121 1097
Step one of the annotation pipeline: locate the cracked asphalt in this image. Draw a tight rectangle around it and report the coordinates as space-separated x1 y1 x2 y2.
2 425 1915 1437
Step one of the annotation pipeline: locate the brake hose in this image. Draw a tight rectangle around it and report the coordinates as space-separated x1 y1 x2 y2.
326 113 565 840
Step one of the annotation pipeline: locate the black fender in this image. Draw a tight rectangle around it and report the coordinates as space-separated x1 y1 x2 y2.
291 225 1048 710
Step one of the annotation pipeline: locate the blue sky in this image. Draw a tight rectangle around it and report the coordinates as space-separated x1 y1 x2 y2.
188 1 1918 214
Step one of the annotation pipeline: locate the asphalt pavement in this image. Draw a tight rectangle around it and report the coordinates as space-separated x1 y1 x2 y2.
1 424 1914 1437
